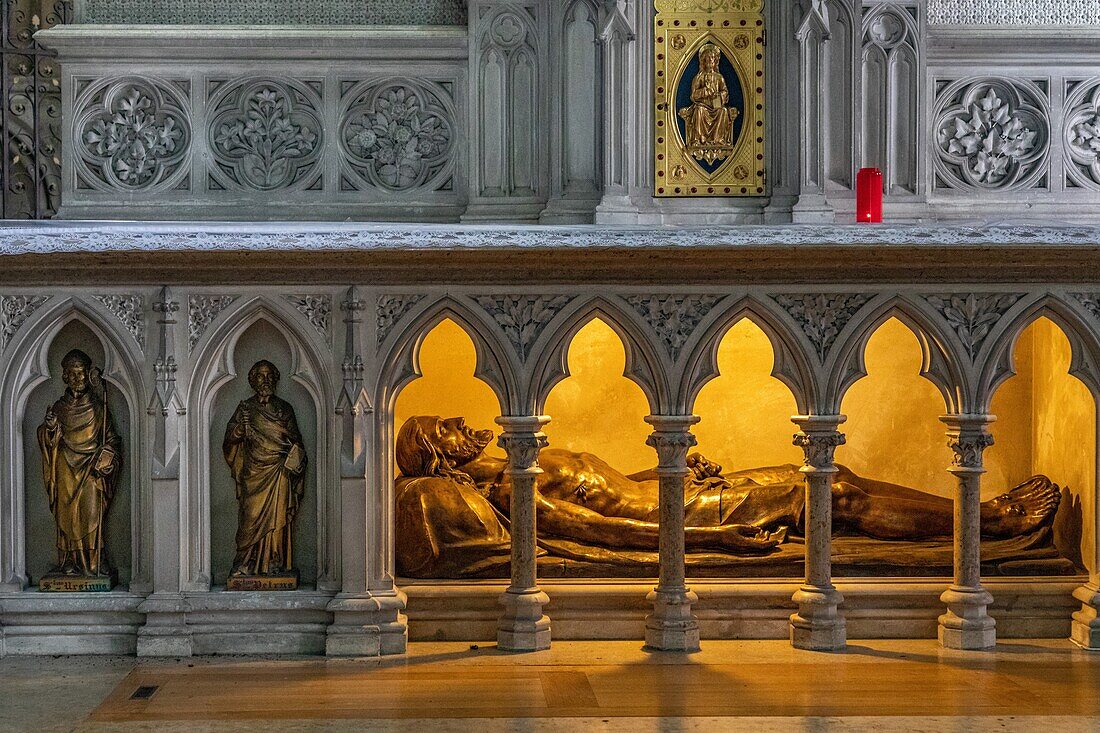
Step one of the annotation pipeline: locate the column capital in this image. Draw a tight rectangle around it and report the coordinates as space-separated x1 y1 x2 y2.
941 414 996 474
792 415 847 473
495 415 551 474
645 414 700 477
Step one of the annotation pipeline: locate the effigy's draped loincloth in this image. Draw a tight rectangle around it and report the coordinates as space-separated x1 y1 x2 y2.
684 465 807 532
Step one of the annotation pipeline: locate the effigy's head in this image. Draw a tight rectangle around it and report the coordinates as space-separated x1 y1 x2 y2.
698 43 721 70
248 360 281 398
396 416 494 478
61 349 94 394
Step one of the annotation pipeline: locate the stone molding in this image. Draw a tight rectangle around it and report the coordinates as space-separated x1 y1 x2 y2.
76 0 468 26
927 1 1100 27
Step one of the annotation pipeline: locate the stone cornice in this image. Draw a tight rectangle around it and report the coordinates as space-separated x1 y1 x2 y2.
2 222 1100 286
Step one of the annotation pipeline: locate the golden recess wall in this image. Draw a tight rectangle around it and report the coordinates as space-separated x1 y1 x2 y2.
393 319 505 460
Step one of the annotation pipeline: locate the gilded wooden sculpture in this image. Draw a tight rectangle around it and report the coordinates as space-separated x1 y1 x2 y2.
223 360 307 591
37 349 122 591
395 416 1065 579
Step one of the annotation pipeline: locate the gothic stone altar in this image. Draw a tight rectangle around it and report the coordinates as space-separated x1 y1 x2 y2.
1 1 1100 660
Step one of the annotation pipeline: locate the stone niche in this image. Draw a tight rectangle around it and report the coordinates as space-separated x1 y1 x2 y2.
22 321 134 590
76 0 468 25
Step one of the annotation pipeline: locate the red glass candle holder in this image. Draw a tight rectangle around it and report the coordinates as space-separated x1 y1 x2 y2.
857 167 883 224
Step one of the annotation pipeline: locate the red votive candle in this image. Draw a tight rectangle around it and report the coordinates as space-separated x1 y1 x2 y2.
857 167 883 224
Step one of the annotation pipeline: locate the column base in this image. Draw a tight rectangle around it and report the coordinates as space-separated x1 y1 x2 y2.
939 586 996 650
137 594 192 657
497 588 551 652
791 194 835 224
789 586 846 651
1070 584 1100 650
325 591 409 657
644 588 700 653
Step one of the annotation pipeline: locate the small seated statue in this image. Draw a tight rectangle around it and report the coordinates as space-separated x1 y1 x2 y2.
679 43 741 164
394 416 1063 579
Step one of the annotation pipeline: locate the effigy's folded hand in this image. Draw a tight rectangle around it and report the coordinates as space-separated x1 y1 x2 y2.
687 452 724 480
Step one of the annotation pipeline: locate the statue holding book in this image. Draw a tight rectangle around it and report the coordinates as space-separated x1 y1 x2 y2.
37 349 122 591
223 359 307 590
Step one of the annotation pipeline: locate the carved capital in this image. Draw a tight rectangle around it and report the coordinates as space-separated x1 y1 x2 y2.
942 415 996 472
496 416 551 474
792 415 846 471
645 415 701 474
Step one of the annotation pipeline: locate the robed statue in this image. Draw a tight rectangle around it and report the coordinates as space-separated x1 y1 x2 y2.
679 43 740 164
395 415 1064 578
38 349 122 587
223 360 307 589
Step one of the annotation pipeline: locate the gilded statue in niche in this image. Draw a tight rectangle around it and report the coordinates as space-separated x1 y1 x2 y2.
38 350 122 592
679 44 741 164
223 360 307 591
394 416 1069 579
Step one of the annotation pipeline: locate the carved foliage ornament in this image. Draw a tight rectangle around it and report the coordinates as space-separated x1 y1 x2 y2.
794 431 846 471
1 295 49 351
933 79 1050 191
772 293 874 362
927 1 1100 26
924 293 1023 360
340 80 456 193
377 295 426 345
627 294 723 360
1065 80 1100 191
209 79 324 191
75 77 191 192
188 295 238 351
1071 293 1100 323
284 294 332 340
646 430 699 471
498 432 549 472
475 295 575 362
948 431 995 470
94 294 145 351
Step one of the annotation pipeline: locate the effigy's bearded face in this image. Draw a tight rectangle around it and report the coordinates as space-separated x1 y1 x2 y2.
430 416 494 465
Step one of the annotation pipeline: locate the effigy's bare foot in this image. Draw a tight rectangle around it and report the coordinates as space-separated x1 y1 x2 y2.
981 476 1061 538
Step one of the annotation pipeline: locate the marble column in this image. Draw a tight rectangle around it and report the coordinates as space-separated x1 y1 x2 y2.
939 415 997 650
644 415 701 653
789 415 847 651
496 415 552 652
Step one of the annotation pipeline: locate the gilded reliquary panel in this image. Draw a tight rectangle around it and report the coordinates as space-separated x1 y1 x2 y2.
654 0 766 197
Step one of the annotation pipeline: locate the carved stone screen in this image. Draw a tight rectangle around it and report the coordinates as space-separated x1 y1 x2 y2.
77 0 467 25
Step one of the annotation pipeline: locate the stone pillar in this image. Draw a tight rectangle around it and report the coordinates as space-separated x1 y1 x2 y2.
496 415 552 652
1071 419 1100 650
138 286 191 657
328 287 406 657
644 415 701 653
789 415 846 651
939 415 997 650
792 0 834 223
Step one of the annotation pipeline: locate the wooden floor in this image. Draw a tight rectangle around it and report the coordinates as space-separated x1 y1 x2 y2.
86 641 1100 723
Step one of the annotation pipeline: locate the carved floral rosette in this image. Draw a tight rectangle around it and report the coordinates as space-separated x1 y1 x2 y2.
207 77 324 191
932 77 1050 192
338 78 457 193
73 76 192 192
1064 79 1100 191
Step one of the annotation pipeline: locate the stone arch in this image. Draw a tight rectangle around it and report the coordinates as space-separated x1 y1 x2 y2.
184 297 336 592
679 295 815 416
830 295 966 415
0 297 147 592
529 296 668 416
979 294 1100 412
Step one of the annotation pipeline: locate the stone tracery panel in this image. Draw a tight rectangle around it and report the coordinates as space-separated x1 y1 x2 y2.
338 79 458 194
72 76 192 193
932 78 1051 192
207 78 325 192
1064 79 1100 191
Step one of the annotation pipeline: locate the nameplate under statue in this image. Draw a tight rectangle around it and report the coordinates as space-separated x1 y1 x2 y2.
37 349 122 592
223 360 307 591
